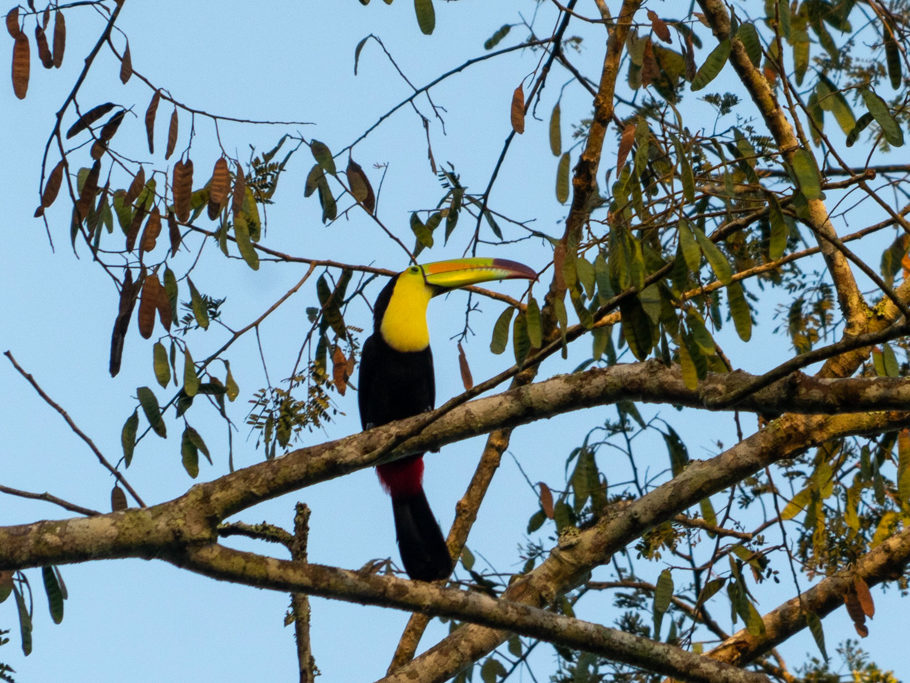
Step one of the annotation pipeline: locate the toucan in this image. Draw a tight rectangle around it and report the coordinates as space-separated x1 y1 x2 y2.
358 257 536 581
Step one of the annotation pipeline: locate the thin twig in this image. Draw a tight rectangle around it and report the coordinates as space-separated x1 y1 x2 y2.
4 350 145 507
0 484 101 517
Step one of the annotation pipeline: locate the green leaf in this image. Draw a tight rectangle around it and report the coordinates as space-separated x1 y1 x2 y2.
693 226 732 284
847 111 875 147
882 342 899 377
121 409 139 466
184 425 211 464
414 0 435 35
654 568 674 614
726 281 752 342
137 386 166 438
483 24 511 51
673 138 695 203
619 296 653 361
13 585 32 656
225 362 239 402
678 337 699 389
816 75 855 134
163 267 179 322
700 497 717 531
490 307 514 355
512 312 530 364
861 87 904 147
234 210 260 270
736 22 761 66
526 509 546 533
807 610 828 661
526 296 543 347
181 427 199 478
480 656 506 683
309 139 336 174
790 148 823 200
152 342 170 388
317 176 337 223
42 566 64 624
410 212 433 249
549 102 561 156
691 39 730 91
555 152 570 203
187 277 209 330
699 577 726 604
885 29 902 90
183 347 199 398
678 218 701 271
767 196 788 260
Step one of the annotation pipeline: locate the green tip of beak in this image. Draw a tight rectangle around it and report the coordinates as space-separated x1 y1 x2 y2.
421 257 537 290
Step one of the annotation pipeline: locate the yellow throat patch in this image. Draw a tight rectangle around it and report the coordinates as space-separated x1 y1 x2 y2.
379 271 433 352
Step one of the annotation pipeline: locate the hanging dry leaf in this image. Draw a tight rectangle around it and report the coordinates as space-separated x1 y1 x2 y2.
111 485 128 512
331 345 349 395
125 205 145 251
345 157 375 214
41 7 49 29
510 83 525 134
538 482 554 518
140 205 161 252
110 269 139 377
172 159 193 222
164 106 178 160
641 38 659 87
137 274 160 339
167 209 181 256
65 102 114 139
843 591 869 637
207 157 230 219
52 9 64 68
854 575 875 618
231 165 246 216
76 160 100 219
647 9 672 43
41 159 65 209
11 32 29 99
145 90 160 154
92 109 125 159
5 7 19 39
616 121 636 176
457 342 473 390
119 40 131 83
155 277 172 331
34 24 52 68
127 166 145 203
685 34 696 82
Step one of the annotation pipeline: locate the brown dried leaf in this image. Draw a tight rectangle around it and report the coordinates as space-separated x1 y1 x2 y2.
854 575 875 618
457 342 473 389
345 157 375 214
854 621 869 638
137 274 160 339
97 109 124 145
41 7 49 29
539 482 554 519
140 205 161 252
844 590 867 637
11 32 29 99
52 10 64 68
127 166 145 203
76 160 100 220
167 209 181 256
155 276 172 331
641 38 658 87
111 485 127 511
616 121 636 176
34 24 52 68
510 83 525 134
647 9 672 43
41 159 65 209
126 205 144 251
331 345 348 395
685 34 696 82
231 165 246 216
119 40 131 83
5 7 19 39
65 102 114 139
110 269 139 377
207 157 230 219
172 159 193 223
145 90 160 154
552 241 566 291
164 106 178 160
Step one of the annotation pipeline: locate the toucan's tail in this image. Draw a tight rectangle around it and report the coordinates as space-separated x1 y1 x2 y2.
390 490 452 581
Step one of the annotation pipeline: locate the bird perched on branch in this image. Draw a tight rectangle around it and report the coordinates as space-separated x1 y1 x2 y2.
358 257 536 581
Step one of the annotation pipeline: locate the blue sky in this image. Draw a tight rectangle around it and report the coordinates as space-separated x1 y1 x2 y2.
2 1 908 680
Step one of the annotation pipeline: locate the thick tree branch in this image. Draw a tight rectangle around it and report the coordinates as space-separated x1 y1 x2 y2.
174 544 768 683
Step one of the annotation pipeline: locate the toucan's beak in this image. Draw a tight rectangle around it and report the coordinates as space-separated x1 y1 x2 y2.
421 257 537 291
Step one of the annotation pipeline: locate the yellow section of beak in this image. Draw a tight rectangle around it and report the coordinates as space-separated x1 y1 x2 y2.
421 257 536 290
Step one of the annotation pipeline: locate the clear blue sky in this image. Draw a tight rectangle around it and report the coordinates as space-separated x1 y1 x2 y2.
2 1 906 680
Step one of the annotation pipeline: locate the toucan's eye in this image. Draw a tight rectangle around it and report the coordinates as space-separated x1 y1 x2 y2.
409 266 420 274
